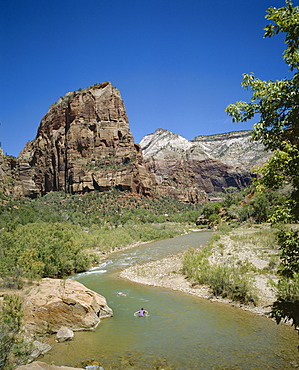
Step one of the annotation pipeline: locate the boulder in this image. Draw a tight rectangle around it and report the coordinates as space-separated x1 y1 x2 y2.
30 340 52 359
23 278 113 333
55 326 74 342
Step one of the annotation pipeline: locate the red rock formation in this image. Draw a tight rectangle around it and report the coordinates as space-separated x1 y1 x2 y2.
16 82 155 197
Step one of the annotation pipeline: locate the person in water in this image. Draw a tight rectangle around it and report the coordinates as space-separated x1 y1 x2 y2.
134 308 148 317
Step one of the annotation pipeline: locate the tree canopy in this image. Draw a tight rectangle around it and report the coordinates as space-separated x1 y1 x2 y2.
225 0 299 221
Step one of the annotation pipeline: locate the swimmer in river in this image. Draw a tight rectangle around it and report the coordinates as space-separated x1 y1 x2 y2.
117 292 126 296
134 308 148 317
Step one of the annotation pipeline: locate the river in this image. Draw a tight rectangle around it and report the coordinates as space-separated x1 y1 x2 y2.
42 231 299 369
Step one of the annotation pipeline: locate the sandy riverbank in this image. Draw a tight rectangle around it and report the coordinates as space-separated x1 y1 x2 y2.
120 225 279 317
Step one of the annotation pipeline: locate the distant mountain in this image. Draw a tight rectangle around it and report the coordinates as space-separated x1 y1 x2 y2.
192 130 270 170
0 83 271 204
140 128 271 194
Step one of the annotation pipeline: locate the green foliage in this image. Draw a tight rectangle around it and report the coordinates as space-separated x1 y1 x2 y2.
264 1 299 71
269 228 299 332
208 213 221 225
182 247 257 305
0 222 92 283
225 1 299 218
270 274 299 328
277 228 299 278
86 223 188 252
0 190 203 229
249 192 271 223
0 188 192 284
223 187 242 208
0 188 202 285
0 295 32 370
225 1 299 331
201 202 222 219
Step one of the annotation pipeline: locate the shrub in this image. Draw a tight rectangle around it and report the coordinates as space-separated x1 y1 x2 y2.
183 247 258 305
0 295 32 370
276 228 299 278
0 222 92 281
201 202 222 219
271 274 299 328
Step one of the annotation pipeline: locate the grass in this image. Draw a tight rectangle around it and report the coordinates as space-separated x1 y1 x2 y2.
85 222 188 253
183 246 257 305
182 225 281 305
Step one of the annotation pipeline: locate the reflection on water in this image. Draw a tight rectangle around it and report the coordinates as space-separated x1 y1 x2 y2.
43 232 299 369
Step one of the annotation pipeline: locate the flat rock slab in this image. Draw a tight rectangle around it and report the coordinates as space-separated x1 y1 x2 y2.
16 361 84 370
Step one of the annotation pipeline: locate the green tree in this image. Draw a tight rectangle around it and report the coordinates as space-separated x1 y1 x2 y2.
277 228 299 278
0 295 32 369
225 1 299 219
225 1 299 331
201 202 222 219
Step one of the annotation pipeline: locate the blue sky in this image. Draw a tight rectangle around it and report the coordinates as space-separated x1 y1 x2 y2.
0 0 293 157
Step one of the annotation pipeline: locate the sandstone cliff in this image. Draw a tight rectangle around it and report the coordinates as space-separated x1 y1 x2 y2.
15 82 155 197
141 128 270 194
0 84 271 202
0 148 19 196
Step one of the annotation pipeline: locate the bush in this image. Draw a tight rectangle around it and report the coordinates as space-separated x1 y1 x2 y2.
201 202 222 219
183 247 257 305
271 274 299 328
0 295 32 370
270 227 299 331
0 222 92 282
276 228 299 278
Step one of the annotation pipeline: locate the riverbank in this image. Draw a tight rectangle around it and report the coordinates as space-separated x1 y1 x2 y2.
120 225 279 317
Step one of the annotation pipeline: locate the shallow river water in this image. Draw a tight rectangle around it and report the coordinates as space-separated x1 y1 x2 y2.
43 232 299 369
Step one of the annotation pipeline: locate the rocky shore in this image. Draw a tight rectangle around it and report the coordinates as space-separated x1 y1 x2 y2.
120 225 279 318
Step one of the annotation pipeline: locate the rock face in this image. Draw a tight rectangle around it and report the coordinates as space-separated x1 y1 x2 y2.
192 130 270 170
141 128 270 194
16 82 155 197
23 278 113 333
153 164 208 204
0 83 271 202
0 148 19 196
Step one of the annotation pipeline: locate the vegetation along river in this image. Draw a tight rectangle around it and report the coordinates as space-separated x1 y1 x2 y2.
43 232 299 369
